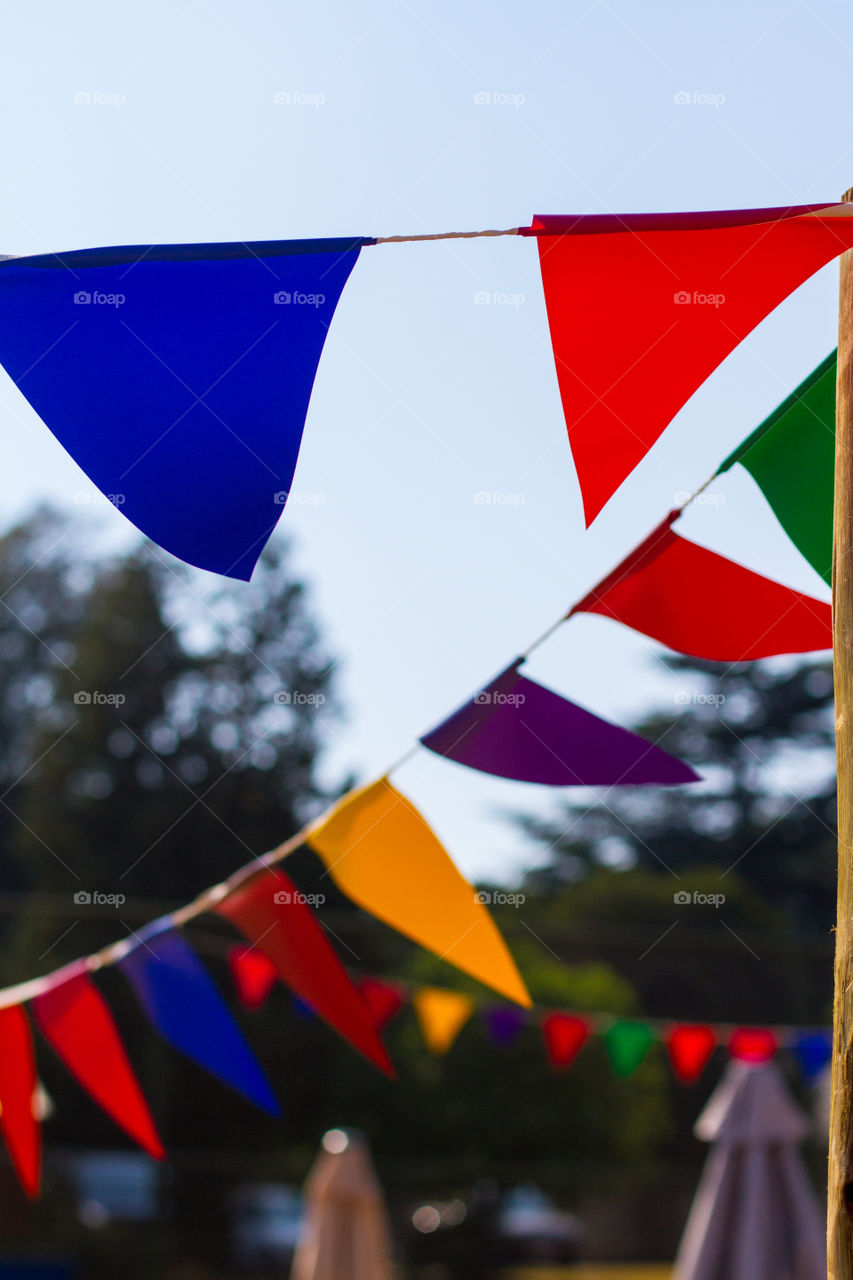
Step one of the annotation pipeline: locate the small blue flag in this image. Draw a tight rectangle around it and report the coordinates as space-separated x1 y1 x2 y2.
790 1030 831 1081
119 926 279 1114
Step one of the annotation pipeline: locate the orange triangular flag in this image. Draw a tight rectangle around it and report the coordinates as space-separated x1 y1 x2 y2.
306 779 530 1006
413 988 474 1055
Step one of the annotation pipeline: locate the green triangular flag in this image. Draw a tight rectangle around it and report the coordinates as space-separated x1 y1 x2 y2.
718 352 835 585
604 1020 653 1077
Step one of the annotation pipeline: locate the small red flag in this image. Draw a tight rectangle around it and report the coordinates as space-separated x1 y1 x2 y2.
728 1026 778 1063
541 1013 590 1070
574 518 831 661
217 869 393 1075
667 1024 716 1083
0 1005 40 1196
227 944 278 1011
358 978 405 1031
32 967 163 1158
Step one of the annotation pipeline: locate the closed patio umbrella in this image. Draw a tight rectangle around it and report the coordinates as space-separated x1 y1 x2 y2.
675 1059 825 1280
290 1128 394 1280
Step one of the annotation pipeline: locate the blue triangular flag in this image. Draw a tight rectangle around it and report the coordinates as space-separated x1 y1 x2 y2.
791 1030 831 1081
118 926 279 1114
0 237 367 579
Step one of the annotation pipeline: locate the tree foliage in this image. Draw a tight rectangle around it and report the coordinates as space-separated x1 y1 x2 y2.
0 507 340 973
518 655 836 933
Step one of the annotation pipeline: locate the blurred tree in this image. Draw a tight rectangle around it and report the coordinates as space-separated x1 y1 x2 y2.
0 506 90 892
0 513 340 974
483 866 827 1025
517 656 836 934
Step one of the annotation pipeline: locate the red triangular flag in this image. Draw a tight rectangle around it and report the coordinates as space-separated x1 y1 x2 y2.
358 978 405 1031
227 944 278 1011
32 967 164 1158
541 1013 590 1070
728 1026 778 1063
524 205 853 523
217 869 393 1075
667 1024 716 1083
0 1005 40 1196
573 515 831 660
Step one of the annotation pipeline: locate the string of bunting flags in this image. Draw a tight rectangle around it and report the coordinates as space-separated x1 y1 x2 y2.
225 952 834 1088
0 207 840 1195
0 345 836 1195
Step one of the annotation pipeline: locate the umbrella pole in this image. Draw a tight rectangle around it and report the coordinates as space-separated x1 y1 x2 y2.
830 186 853 1279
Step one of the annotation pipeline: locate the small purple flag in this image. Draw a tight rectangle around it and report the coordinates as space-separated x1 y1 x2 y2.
420 661 698 787
485 1005 526 1047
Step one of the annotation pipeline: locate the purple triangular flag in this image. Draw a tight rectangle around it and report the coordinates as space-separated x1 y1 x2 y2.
485 1005 526 1047
420 661 698 786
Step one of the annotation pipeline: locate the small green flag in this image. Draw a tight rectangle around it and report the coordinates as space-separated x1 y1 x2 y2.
604 1020 653 1077
718 352 835 585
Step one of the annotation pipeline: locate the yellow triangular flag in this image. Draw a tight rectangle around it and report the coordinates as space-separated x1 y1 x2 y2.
306 778 530 1006
413 987 474 1055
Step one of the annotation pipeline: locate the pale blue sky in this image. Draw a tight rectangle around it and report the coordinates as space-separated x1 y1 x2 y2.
0 0 845 880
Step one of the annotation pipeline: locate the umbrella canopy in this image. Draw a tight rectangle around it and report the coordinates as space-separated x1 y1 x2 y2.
674 1060 825 1280
290 1129 394 1280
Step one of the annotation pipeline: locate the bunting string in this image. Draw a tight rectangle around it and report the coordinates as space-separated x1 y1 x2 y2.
373 227 521 243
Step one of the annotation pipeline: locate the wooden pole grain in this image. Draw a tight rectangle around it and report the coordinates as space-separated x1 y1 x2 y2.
829 186 853 1279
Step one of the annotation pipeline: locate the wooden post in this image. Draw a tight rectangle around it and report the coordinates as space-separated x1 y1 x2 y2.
829 186 853 1279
